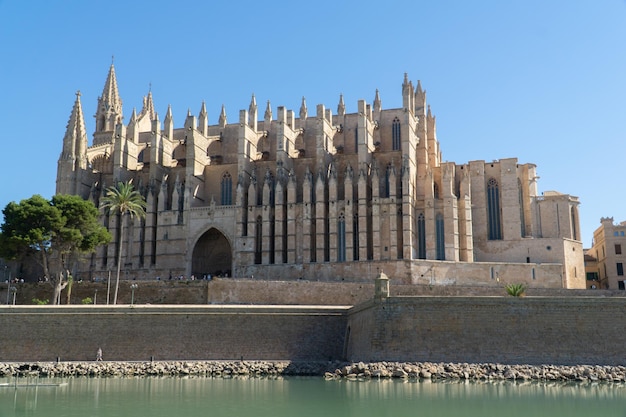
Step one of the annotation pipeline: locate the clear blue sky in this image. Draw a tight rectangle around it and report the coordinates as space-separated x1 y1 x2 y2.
1 0 625 248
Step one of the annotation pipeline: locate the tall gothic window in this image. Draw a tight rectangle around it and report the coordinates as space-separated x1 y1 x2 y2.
436 213 445 260
418 213 426 259
518 178 526 237
433 183 440 199
392 117 401 150
221 172 232 205
353 214 359 260
571 207 578 241
384 165 391 198
255 216 262 264
487 177 502 240
354 126 359 153
269 215 275 264
338 214 346 262
397 207 404 259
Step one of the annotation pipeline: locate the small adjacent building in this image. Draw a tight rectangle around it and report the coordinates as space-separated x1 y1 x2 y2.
588 218 626 289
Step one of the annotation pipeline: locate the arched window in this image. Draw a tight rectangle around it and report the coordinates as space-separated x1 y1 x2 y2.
384 165 392 198
571 206 579 241
338 213 346 262
392 117 401 150
397 207 403 259
221 172 232 205
417 213 426 259
518 178 526 237
255 216 262 264
436 213 445 260
269 215 275 264
433 183 440 200
137 149 145 163
353 214 359 260
487 177 502 240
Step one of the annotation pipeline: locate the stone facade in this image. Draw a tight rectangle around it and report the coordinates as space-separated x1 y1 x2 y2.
587 217 626 289
56 65 584 288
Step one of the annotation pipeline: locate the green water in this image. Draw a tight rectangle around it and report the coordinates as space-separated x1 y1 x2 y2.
2 376 626 417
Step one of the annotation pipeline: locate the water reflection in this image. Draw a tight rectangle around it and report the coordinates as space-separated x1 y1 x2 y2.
2 377 626 417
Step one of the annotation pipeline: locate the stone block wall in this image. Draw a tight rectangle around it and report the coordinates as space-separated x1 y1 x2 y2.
346 296 626 366
0 305 348 362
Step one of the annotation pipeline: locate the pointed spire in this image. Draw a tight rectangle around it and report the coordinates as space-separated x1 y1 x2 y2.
95 63 123 133
337 94 345 116
165 105 173 124
373 89 382 114
129 108 138 124
414 80 427 115
139 90 155 120
198 101 208 134
299 96 308 120
248 94 258 129
101 63 122 111
249 94 257 114
219 104 227 127
264 100 272 122
61 90 89 163
416 79 424 96
427 105 432 119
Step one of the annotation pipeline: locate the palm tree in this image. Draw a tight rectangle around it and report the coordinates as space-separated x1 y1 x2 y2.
101 181 146 304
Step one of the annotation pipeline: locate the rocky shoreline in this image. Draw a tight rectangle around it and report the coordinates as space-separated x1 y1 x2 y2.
1 361 625 383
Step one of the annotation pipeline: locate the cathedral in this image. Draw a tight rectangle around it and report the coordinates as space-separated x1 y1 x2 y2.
56 64 585 288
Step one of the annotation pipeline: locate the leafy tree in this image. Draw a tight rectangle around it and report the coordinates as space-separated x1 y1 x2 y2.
0 194 110 304
100 181 146 304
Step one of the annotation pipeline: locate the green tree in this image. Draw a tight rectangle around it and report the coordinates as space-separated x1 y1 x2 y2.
100 181 146 304
0 194 110 304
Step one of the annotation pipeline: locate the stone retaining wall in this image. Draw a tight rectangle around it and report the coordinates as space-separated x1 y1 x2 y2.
346 296 626 366
0 305 348 362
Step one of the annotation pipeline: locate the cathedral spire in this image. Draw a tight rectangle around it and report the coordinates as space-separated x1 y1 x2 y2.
248 94 258 129
139 90 155 121
402 72 413 112
57 91 89 195
414 79 426 116
337 94 345 116
373 89 382 114
61 91 88 162
219 104 227 127
165 104 173 124
95 63 123 133
264 100 272 124
249 94 257 116
198 101 208 135
299 96 308 120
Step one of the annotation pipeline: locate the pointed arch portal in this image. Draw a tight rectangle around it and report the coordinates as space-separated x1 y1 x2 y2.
191 228 232 277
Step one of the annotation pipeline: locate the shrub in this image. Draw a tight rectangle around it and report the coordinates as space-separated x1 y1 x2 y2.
32 298 49 305
505 283 526 297
81 297 93 305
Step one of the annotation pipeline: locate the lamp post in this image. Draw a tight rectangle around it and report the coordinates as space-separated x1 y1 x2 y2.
94 289 98 305
8 286 16 305
130 283 138 306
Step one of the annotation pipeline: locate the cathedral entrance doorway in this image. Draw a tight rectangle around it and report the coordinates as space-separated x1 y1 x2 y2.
191 228 232 278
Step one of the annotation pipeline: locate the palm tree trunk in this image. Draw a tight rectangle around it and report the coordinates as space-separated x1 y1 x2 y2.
113 214 124 304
